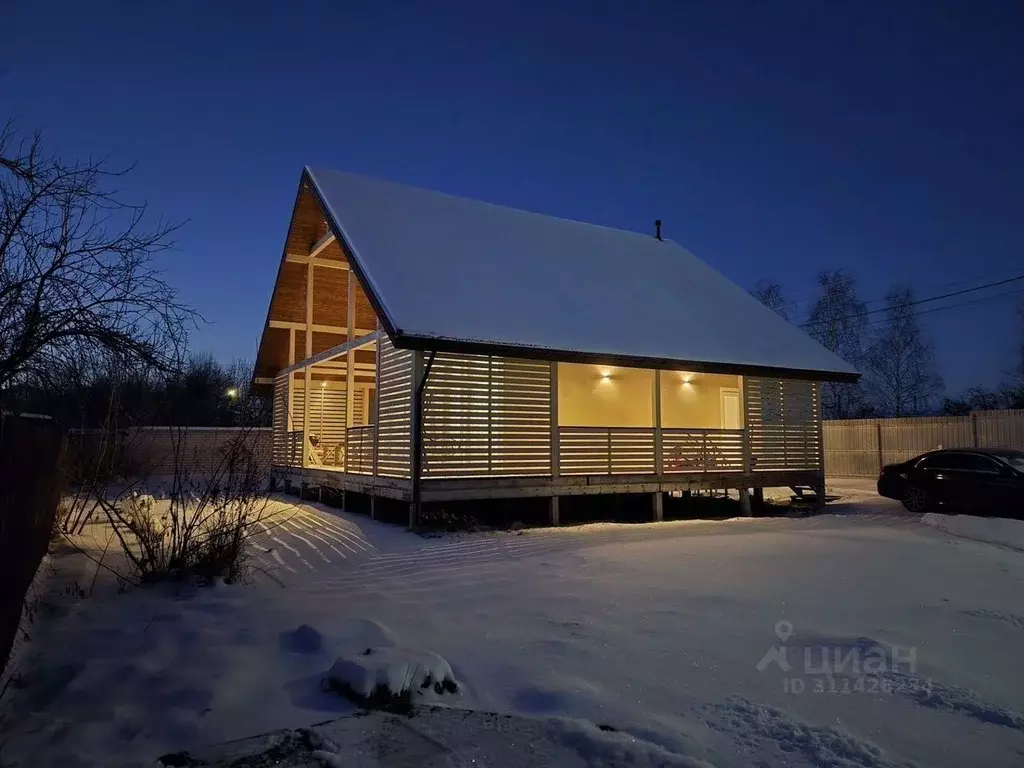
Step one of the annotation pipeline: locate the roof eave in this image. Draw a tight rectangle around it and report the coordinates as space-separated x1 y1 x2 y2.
390 332 861 383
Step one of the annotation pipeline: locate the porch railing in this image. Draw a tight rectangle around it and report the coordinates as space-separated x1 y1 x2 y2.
559 426 656 475
272 431 303 468
558 426 745 476
662 428 744 473
345 424 375 474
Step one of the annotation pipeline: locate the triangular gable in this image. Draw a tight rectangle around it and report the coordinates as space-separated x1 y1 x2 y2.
252 180 381 391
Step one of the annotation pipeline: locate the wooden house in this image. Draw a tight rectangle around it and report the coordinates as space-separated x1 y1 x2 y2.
253 169 858 525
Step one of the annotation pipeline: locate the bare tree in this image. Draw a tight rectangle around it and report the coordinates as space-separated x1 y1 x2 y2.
1002 299 1024 409
0 120 195 402
863 286 944 416
940 386 1001 415
750 280 789 320
804 270 869 418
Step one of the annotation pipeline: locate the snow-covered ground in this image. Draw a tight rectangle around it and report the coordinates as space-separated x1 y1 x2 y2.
3 491 1024 767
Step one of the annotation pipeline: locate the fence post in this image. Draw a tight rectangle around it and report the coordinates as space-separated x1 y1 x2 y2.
875 422 883 474
971 412 979 447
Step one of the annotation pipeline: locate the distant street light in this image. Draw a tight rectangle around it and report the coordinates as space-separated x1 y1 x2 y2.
226 388 238 399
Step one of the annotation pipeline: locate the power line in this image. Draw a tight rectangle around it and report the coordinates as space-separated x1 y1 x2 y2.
797 273 1024 328
777 271 1024 325
862 285 1024 329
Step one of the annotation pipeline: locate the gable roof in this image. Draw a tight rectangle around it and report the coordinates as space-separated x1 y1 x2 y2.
300 167 858 382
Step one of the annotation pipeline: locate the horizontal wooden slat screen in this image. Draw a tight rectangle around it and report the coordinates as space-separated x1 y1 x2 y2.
746 377 822 471
290 379 347 468
271 373 302 467
376 336 413 478
662 428 744 473
422 354 551 478
353 388 367 426
345 424 374 474
559 426 655 475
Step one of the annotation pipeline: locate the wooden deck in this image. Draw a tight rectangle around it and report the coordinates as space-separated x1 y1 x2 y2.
272 464 824 504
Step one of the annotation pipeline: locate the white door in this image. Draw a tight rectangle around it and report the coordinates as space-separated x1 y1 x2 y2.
720 388 742 429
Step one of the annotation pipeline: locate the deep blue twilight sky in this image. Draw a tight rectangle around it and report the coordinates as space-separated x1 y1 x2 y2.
3 1 1022 392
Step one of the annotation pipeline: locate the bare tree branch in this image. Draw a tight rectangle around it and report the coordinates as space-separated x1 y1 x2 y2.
0 121 197 402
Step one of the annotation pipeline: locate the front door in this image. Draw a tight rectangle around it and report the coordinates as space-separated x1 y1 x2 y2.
720 388 742 429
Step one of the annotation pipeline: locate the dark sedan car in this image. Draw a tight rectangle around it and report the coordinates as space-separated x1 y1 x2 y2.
877 448 1024 516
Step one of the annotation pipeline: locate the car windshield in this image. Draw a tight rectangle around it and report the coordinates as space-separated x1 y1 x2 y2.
993 451 1024 472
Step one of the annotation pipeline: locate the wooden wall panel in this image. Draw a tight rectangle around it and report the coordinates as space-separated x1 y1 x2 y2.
284 185 330 256
272 373 302 467
268 261 307 324
312 267 348 327
376 336 413 478
422 354 551 478
254 327 291 380
746 378 822 471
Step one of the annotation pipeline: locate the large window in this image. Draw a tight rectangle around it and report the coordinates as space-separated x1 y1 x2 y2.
661 372 743 429
557 363 654 427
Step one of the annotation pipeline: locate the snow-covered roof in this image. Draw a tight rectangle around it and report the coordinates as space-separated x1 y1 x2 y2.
305 167 858 381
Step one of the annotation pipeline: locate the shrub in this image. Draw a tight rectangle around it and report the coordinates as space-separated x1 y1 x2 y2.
76 427 278 585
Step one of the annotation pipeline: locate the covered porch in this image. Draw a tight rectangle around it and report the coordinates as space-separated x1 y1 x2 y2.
270 342 824 521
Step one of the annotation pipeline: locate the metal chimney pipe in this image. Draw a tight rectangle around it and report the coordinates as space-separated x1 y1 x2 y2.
655 220 663 241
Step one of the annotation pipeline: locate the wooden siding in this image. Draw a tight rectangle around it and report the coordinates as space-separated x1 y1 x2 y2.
345 425 375 474
376 336 413 478
745 377 822 471
294 384 348 467
422 354 551 478
272 373 302 467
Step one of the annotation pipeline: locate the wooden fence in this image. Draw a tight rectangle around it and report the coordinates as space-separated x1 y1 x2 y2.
1 414 65 681
824 409 1024 477
68 427 271 477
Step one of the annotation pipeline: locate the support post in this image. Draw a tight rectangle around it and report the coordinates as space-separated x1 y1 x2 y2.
305 259 314 367
372 320 381 477
301 363 310 468
741 375 751 474
409 351 436 530
971 412 979 447
301 254 314 470
815 382 827 512
346 270 355 433
813 479 826 513
549 495 560 526
652 491 664 522
549 362 559 479
653 369 663 476
739 487 752 516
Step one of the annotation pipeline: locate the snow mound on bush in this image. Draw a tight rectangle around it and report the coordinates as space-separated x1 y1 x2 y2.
922 513 1024 552
326 646 458 704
